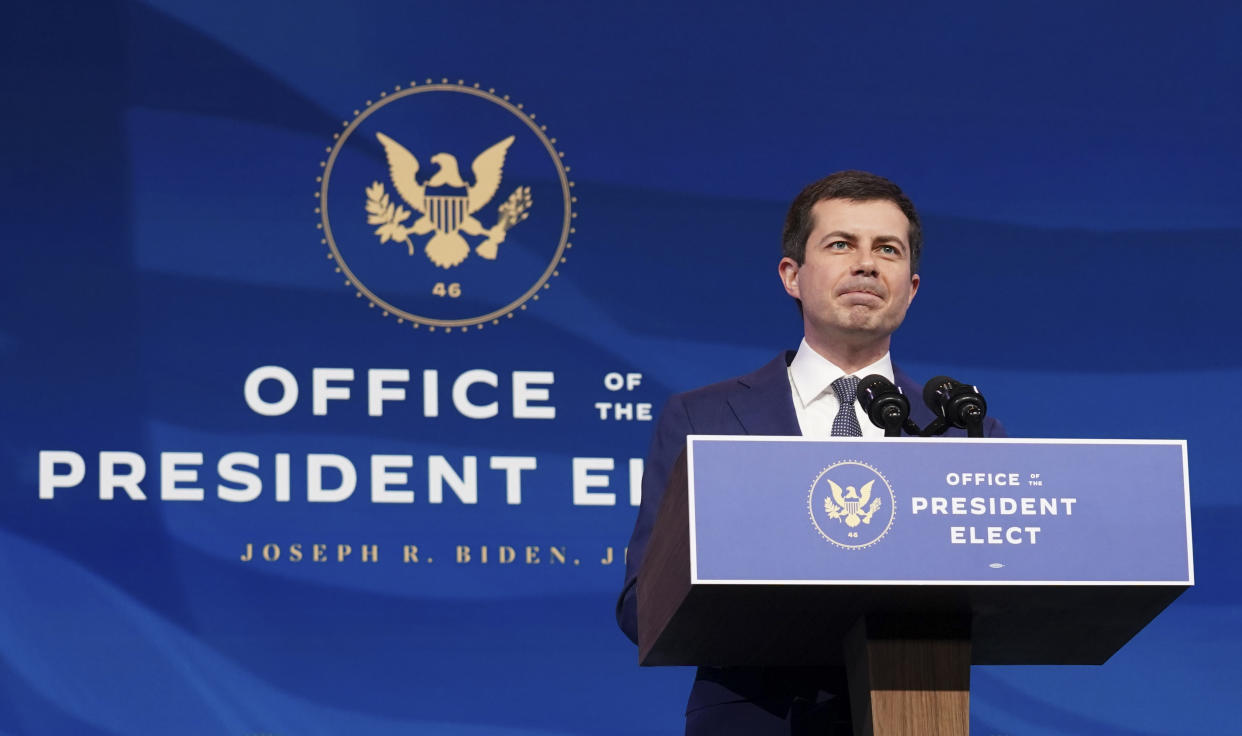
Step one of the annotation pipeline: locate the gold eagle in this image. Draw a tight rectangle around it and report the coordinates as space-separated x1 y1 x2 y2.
372 132 519 268
824 479 881 527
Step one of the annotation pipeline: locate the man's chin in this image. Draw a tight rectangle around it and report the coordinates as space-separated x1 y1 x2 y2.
811 317 899 342
838 310 891 333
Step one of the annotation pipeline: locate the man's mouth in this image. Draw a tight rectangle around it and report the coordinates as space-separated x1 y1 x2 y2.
837 282 886 301
839 290 884 305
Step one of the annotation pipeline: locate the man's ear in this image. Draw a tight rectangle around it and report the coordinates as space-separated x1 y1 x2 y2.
907 273 920 305
778 257 800 299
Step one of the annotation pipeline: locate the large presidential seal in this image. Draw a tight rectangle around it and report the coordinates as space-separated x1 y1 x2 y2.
317 80 575 331
807 460 897 549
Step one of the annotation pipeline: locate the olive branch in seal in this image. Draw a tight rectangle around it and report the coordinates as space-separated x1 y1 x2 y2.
365 181 415 255
496 186 531 231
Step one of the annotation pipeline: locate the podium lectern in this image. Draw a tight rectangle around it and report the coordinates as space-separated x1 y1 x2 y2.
638 437 1192 735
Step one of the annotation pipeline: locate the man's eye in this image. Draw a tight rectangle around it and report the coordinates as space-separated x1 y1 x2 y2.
829 241 849 250
879 244 898 255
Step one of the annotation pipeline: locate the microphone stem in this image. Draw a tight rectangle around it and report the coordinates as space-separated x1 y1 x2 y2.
963 405 985 438
880 406 905 437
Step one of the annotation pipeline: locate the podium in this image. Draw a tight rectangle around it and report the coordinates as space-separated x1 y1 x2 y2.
637 437 1192 735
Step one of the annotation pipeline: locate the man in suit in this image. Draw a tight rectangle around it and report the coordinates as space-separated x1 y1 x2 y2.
616 170 1004 735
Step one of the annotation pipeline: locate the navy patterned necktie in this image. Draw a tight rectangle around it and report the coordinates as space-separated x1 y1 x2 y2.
830 375 863 437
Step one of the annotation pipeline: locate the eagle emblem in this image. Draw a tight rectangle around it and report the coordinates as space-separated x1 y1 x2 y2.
365 132 532 268
824 479 882 527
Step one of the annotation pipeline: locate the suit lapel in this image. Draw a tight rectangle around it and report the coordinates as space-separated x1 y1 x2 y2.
725 354 931 437
726 352 801 436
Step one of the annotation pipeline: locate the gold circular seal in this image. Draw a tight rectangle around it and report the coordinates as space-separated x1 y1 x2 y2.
807 459 897 550
317 80 575 332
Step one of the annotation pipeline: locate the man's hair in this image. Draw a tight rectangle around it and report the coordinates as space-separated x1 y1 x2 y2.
780 170 922 275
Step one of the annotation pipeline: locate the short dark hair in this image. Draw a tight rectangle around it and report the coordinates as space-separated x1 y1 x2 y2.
781 170 922 275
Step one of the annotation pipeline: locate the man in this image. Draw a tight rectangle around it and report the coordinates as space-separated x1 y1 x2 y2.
616 170 1004 735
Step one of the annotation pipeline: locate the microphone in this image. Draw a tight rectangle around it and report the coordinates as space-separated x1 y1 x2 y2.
857 374 911 437
922 376 988 438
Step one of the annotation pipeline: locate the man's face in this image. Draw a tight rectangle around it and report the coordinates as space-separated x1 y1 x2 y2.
778 198 920 349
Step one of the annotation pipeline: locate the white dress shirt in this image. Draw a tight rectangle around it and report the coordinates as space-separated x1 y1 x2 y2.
786 338 894 439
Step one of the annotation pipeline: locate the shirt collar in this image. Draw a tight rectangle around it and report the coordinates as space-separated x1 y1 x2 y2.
788 338 894 409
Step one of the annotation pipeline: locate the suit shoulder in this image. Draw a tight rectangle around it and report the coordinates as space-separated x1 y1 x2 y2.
666 352 793 410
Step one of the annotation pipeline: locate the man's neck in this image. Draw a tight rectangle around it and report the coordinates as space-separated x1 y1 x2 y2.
802 332 892 375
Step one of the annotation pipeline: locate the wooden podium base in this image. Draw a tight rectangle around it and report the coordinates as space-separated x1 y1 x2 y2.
845 617 971 736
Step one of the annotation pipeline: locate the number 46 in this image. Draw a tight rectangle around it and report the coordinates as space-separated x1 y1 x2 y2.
432 282 461 298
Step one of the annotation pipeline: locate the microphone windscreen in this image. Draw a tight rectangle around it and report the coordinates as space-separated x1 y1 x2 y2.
922 375 956 415
857 374 893 394
857 374 894 411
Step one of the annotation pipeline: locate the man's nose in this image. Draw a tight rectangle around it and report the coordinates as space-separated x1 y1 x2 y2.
850 250 878 276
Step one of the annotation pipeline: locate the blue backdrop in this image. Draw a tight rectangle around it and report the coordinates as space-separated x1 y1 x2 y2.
3 1 1240 734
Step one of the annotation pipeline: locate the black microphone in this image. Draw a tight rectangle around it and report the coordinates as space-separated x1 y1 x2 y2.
857 374 910 437
922 375 988 438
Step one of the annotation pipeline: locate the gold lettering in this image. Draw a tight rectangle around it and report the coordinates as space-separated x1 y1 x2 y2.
481 545 488 564
404 545 420 563
240 543 253 562
313 543 327 562
289 543 303 562
498 545 516 564
550 546 566 564
526 545 541 564
456 545 472 563
361 544 379 562
600 546 614 565
262 543 280 562
337 544 352 562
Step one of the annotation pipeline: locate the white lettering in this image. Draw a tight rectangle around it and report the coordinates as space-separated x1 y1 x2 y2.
218 452 261 502
512 371 555 419
39 451 86 499
368 369 409 416
99 451 146 500
490 456 536 504
428 455 478 503
423 369 439 417
629 458 644 506
371 454 414 503
307 453 356 502
160 452 204 501
573 457 615 506
312 368 354 416
274 453 290 502
244 366 298 416
452 370 498 419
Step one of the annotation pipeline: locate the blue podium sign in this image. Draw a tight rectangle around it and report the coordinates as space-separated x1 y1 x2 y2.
686 437 1193 586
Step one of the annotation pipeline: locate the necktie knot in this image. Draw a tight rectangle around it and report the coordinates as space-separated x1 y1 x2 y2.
830 375 862 437
831 375 860 405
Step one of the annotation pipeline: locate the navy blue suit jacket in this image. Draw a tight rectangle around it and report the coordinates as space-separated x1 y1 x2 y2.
616 351 1005 718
